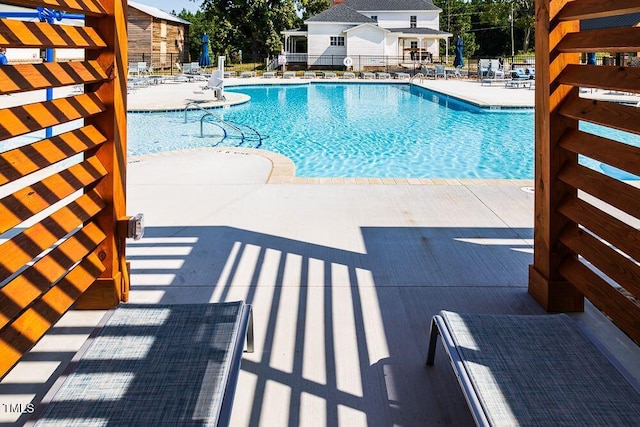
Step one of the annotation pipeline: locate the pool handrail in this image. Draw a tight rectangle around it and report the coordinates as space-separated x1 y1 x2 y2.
409 73 424 84
184 102 264 148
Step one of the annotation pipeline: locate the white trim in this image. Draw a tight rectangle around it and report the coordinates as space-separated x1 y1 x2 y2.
343 23 389 34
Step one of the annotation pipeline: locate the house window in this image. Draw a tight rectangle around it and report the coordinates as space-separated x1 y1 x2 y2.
330 36 345 46
371 16 377 22
410 16 417 28
410 41 418 49
160 21 167 38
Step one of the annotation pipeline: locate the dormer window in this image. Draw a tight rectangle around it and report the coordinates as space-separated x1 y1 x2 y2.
371 16 377 22
410 16 417 28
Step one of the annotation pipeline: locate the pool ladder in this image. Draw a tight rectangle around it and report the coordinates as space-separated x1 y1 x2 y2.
183 102 264 148
409 73 424 84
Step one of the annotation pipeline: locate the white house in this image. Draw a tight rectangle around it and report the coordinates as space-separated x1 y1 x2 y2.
282 0 452 70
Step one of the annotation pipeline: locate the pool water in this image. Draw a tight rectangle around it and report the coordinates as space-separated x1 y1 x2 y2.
127 84 639 179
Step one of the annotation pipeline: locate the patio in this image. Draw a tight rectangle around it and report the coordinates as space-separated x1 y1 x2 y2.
4 149 639 425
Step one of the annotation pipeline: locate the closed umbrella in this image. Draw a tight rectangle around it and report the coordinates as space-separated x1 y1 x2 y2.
587 52 597 65
453 36 464 68
199 33 211 68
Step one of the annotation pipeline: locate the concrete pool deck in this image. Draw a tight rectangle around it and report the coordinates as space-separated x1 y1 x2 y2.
4 77 640 426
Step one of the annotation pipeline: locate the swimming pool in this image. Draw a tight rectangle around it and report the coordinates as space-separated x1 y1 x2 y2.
127 84 639 179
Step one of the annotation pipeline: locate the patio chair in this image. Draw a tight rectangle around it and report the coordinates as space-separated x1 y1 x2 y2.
283 71 296 79
361 72 375 79
263 71 276 78
137 62 148 75
510 68 530 80
434 65 447 80
240 71 256 78
323 71 337 79
478 59 490 79
395 72 410 79
426 311 640 426
29 303 254 426
488 59 504 79
342 72 356 79
128 62 139 77
376 72 391 79
303 71 317 79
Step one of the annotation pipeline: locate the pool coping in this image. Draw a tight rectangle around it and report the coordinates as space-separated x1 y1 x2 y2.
129 147 535 186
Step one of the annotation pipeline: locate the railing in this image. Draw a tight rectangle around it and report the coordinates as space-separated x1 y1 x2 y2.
530 0 640 344
0 0 129 377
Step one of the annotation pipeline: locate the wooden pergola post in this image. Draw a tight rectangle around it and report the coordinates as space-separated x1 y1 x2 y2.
528 0 584 312
76 0 130 309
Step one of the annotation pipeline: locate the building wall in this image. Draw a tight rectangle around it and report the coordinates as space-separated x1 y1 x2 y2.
128 7 189 67
307 23 350 59
128 7 152 58
363 11 440 30
346 26 386 57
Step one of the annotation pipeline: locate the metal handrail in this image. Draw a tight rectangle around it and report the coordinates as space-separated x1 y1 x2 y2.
409 73 424 84
200 113 244 138
184 102 264 148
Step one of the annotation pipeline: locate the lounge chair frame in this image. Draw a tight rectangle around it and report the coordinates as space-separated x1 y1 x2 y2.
426 310 640 426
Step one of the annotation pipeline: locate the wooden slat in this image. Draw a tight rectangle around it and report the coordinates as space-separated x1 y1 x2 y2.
558 162 640 220
0 61 108 95
0 222 105 330
559 128 640 178
557 63 640 93
0 253 105 377
0 19 106 49
558 196 640 263
556 0 640 21
560 226 640 300
0 93 106 141
559 94 640 136
0 0 106 16
556 27 640 53
0 189 105 282
560 257 640 345
0 125 107 186
0 156 107 234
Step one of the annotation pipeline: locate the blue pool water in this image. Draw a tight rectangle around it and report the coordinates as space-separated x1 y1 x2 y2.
127 84 639 179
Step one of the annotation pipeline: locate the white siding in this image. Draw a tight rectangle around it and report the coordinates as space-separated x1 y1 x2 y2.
345 26 385 57
365 11 439 30
307 23 350 58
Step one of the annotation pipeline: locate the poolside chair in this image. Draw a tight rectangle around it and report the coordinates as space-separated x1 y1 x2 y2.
205 71 225 100
343 72 356 79
128 62 140 77
510 68 529 80
137 62 148 75
376 72 391 79
263 71 276 78
303 71 317 79
427 311 640 426
323 71 337 79
283 71 296 79
478 59 490 79
488 59 504 79
223 71 236 78
240 71 256 78
525 67 535 79
395 72 410 79
361 72 375 79
434 65 447 80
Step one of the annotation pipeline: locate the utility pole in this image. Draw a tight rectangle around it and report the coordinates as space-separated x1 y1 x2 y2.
510 2 515 58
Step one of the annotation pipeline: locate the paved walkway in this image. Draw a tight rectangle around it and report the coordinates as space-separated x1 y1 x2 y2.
4 76 640 426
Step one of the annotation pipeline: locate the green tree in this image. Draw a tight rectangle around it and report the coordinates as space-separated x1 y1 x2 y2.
199 0 300 57
480 0 534 53
299 0 330 20
433 0 478 59
178 10 218 61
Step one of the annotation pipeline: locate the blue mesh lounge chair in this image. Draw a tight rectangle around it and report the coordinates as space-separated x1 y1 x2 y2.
426 311 640 426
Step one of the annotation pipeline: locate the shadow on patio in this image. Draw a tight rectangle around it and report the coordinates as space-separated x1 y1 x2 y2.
125 224 540 426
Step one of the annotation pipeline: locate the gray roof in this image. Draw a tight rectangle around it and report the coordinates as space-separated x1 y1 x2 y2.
389 27 451 35
128 1 191 25
580 13 640 30
306 4 376 23
343 0 440 11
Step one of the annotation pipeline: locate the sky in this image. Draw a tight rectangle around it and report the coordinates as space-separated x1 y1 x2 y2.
135 0 201 14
